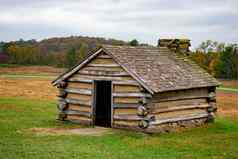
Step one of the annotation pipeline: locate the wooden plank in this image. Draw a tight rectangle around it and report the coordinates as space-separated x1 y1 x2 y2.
82 66 124 72
87 63 120 67
113 120 138 126
64 110 92 118
113 85 141 93
113 92 152 98
153 109 207 119
72 74 134 81
153 88 209 102
151 104 209 114
68 104 91 112
90 58 116 65
97 54 112 59
65 88 92 95
114 108 137 115
112 81 140 86
78 70 129 77
113 97 141 104
67 82 92 90
113 103 141 109
65 98 91 106
114 115 143 121
150 113 209 125
153 98 207 109
67 114 92 121
68 78 93 83
66 93 91 101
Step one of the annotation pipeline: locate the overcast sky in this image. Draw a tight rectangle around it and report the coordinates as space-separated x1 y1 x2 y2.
0 0 237 47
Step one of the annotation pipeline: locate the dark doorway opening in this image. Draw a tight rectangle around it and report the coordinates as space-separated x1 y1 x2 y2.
94 81 112 127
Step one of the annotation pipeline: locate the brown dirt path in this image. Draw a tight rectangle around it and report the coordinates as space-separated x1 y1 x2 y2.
31 127 112 136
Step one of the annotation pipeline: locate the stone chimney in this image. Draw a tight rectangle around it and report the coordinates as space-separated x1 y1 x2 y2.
158 39 191 55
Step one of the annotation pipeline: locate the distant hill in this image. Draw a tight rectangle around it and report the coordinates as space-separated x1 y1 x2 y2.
37 36 131 55
0 36 149 67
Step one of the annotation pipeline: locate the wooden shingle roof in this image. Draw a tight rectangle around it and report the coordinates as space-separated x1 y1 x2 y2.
103 45 220 92
52 45 220 93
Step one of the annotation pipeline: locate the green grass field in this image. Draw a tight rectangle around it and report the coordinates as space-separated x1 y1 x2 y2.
217 87 238 92
0 97 238 159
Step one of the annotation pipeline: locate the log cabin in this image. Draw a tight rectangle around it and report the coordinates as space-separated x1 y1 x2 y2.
52 39 220 133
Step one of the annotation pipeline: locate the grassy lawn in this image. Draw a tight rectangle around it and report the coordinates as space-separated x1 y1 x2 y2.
217 87 238 92
0 97 238 159
0 73 57 79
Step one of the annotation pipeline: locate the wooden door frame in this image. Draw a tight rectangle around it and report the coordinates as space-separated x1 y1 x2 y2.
92 80 113 127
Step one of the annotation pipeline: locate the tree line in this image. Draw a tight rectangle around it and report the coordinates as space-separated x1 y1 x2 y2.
190 40 238 79
0 37 237 79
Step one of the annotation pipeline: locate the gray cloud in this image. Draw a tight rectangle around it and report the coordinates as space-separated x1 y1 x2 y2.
0 0 237 47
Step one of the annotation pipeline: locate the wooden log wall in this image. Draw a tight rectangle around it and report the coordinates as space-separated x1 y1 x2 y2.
57 52 151 128
148 88 215 128
57 80 93 125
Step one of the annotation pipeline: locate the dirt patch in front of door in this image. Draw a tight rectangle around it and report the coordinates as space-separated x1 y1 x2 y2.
30 127 112 136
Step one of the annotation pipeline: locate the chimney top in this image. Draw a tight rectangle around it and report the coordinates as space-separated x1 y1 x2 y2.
158 39 191 55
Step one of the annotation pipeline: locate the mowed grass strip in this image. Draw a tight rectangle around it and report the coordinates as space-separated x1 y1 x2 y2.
217 87 238 92
0 97 238 159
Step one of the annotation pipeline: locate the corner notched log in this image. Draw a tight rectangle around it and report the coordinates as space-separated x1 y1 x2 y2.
137 106 149 116
208 92 216 101
57 81 68 88
58 112 67 121
57 89 67 98
57 101 68 111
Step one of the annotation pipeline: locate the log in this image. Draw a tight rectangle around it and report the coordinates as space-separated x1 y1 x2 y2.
207 113 215 123
207 107 214 113
114 108 137 115
63 110 92 118
113 103 141 109
139 97 150 105
138 120 149 129
90 58 115 64
112 81 140 86
154 88 209 102
65 98 91 106
157 95 209 102
113 85 141 93
209 102 217 112
153 98 207 109
64 88 92 95
67 82 92 90
137 106 149 116
58 112 67 120
67 93 91 102
208 92 216 101
68 78 93 83
87 63 120 67
97 54 112 59
150 113 209 125
112 92 152 98
114 97 141 104
78 70 129 77
56 81 68 88
68 104 91 112
73 74 133 81
57 89 67 98
82 66 123 72
151 104 210 114
57 101 68 111
113 115 143 121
